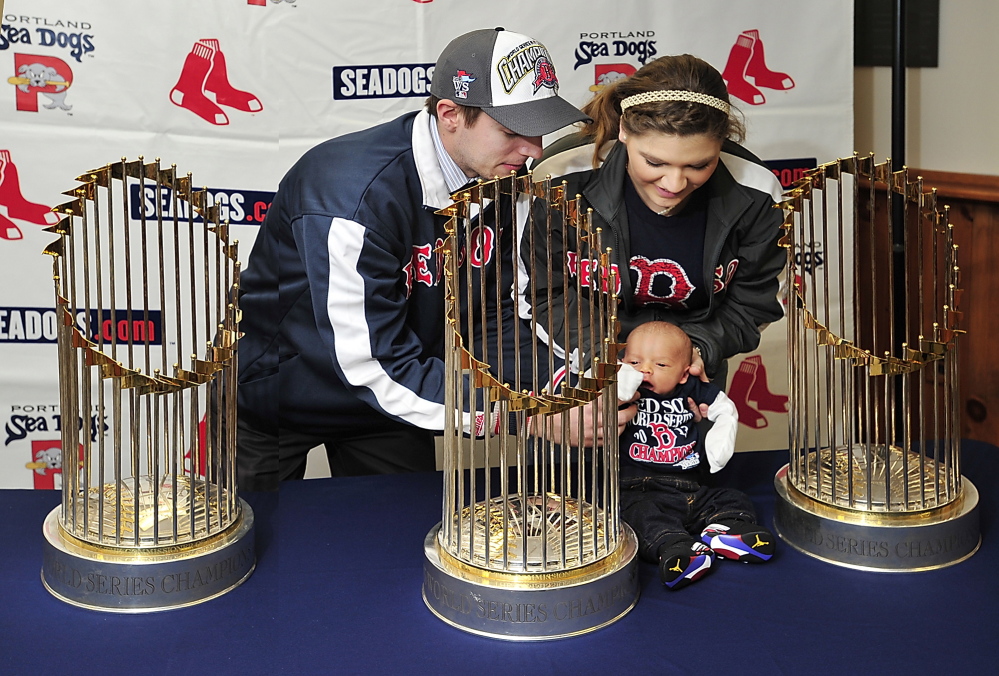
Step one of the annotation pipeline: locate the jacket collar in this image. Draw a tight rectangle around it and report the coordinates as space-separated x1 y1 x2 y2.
706 140 756 234
411 109 454 210
582 141 628 223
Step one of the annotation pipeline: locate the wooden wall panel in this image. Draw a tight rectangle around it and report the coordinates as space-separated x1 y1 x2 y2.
852 169 998 444
912 170 998 444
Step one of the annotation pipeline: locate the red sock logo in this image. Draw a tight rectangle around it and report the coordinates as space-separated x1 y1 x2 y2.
170 39 263 125
0 149 58 241
182 414 210 478
722 30 795 106
0 213 23 241
728 355 789 429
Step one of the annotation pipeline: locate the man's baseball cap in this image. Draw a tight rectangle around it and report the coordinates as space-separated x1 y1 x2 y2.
431 27 590 137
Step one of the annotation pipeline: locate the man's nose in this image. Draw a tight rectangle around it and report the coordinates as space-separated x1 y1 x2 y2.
520 136 543 160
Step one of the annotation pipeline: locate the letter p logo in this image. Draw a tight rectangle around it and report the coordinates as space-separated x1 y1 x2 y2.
12 54 74 112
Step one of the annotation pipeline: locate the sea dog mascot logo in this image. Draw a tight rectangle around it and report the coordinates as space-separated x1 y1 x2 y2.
7 53 74 112
589 63 636 93
25 440 75 490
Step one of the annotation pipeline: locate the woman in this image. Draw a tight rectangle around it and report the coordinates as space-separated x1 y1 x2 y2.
522 54 785 384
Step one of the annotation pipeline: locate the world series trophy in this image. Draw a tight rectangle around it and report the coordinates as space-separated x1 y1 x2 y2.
421 174 640 640
39 158 254 611
774 155 980 570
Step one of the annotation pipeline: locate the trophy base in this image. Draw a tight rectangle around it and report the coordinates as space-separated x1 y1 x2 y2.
773 465 980 571
422 522 640 641
40 499 255 612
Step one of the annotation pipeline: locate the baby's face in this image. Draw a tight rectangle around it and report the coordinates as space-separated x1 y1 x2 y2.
621 331 691 395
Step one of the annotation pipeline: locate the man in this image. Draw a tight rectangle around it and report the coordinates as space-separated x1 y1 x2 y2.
236 28 590 490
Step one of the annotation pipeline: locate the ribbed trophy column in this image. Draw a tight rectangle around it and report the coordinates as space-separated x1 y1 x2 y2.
774 155 980 570
39 158 254 611
421 174 639 640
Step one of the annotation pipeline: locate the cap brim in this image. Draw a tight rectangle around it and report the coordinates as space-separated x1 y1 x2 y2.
483 96 590 137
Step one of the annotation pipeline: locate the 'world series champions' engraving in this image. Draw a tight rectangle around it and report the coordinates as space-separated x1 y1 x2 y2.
44 544 254 597
423 568 633 625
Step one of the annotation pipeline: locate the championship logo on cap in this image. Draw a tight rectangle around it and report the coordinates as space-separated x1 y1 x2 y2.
496 40 558 95
532 56 558 94
430 28 589 138
452 70 476 99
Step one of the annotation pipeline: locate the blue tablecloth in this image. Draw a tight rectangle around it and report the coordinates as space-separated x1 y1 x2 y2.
2 442 996 675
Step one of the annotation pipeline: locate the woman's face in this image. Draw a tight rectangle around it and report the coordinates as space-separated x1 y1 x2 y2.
619 130 723 216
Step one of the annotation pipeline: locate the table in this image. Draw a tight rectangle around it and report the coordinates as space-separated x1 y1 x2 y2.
2 442 996 675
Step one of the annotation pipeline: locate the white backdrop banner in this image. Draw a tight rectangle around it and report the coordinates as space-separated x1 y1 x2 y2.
0 0 853 487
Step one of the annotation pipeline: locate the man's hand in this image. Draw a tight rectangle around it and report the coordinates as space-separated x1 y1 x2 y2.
687 397 710 423
531 394 637 447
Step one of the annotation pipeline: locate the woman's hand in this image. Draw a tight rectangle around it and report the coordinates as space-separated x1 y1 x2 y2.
689 345 711 383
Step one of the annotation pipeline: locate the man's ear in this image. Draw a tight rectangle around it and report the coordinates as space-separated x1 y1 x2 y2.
436 99 461 133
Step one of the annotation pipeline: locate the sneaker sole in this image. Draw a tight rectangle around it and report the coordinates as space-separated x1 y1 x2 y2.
704 534 774 563
663 554 713 589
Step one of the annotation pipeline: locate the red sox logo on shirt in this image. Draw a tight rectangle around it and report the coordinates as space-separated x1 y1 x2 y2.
565 252 622 294
713 259 739 293
630 257 694 307
465 224 495 268
628 396 698 465
403 237 445 296
627 257 739 303
628 421 696 464
403 226 497 296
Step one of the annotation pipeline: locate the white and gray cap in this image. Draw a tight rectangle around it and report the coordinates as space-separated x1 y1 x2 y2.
431 27 590 137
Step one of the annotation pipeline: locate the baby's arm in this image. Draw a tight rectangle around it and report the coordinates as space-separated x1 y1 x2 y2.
702 390 739 473
617 362 644 402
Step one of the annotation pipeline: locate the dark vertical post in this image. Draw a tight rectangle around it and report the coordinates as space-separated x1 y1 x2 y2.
892 0 907 444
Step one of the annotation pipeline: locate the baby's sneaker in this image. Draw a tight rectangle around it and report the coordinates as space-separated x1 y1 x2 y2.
658 540 715 590
701 520 775 563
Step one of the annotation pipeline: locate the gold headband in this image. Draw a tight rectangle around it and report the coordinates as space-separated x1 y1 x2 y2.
620 90 730 115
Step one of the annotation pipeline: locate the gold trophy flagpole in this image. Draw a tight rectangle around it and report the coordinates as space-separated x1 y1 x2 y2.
422 173 639 640
773 155 979 570
40 159 254 611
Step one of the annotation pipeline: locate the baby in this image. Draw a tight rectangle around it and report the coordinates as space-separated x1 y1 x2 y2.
618 321 775 590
